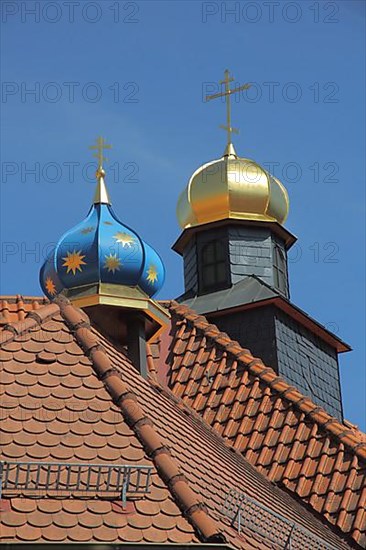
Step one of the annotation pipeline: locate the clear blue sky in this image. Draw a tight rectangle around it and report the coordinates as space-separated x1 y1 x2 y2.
1 1 365 429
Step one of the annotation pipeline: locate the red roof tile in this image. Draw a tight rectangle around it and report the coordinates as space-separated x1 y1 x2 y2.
0 296 355 548
0 301 200 545
152 301 366 547
0 295 48 324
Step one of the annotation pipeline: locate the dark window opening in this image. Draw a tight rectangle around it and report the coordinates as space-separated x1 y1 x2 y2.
200 240 228 292
273 244 288 295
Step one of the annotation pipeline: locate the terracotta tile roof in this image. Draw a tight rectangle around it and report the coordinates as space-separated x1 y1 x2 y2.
0 296 353 548
156 302 366 547
0 296 48 324
0 300 201 545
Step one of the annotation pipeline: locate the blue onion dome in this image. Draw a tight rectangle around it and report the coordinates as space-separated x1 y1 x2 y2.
40 151 165 301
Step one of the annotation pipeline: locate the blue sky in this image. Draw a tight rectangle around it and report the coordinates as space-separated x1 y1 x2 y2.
1 0 365 429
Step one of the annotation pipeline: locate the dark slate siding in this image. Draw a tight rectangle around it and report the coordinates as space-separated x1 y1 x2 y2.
228 226 274 287
212 307 278 371
227 225 289 298
274 310 343 420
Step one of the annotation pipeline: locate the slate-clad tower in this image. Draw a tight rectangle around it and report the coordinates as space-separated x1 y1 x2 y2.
174 70 350 420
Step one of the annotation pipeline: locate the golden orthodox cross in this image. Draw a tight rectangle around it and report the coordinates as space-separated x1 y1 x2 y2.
89 136 112 168
206 69 251 147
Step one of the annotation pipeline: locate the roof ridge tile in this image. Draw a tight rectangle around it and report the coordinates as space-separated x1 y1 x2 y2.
169 301 366 461
26 303 61 324
0 302 60 345
55 296 226 545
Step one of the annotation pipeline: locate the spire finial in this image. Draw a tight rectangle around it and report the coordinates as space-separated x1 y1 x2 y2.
89 136 112 204
206 69 251 156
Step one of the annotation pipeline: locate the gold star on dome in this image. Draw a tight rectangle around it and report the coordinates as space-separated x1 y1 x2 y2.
45 276 57 296
113 232 134 247
146 265 158 284
62 250 86 275
104 253 121 274
81 226 95 234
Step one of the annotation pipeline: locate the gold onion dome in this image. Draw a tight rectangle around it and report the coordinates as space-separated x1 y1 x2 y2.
176 143 289 229
177 69 289 230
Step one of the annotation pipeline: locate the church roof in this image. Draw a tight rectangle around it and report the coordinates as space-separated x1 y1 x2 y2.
179 276 351 353
149 301 365 547
0 296 359 548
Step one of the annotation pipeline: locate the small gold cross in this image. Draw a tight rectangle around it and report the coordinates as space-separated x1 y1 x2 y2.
206 69 251 147
89 136 112 168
